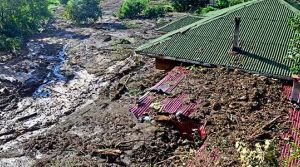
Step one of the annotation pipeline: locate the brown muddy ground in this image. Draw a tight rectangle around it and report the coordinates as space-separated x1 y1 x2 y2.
0 1 294 167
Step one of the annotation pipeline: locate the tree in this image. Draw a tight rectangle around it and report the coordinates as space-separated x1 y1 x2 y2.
288 13 300 75
118 0 149 19
171 0 208 12
0 0 50 51
216 0 230 8
65 0 102 24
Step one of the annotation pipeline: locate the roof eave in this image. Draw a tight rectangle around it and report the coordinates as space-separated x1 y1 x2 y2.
137 51 292 80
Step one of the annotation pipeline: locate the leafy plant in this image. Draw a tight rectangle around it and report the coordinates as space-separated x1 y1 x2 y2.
144 5 166 19
216 0 230 8
288 13 300 75
229 0 245 6
0 0 50 51
118 0 149 19
65 0 102 24
196 6 216 14
60 0 69 5
235 140 279 167
170 0 208 12
283 141 300 167
216 0 250 8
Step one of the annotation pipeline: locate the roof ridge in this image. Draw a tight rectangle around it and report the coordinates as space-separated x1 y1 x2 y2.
155 15 203 32
136 0 297 52
279 0 299 13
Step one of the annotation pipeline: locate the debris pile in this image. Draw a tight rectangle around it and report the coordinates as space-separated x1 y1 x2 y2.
130 66 292 166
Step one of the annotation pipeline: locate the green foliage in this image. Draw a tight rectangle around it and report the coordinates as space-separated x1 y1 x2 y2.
288 13 300 75
0 0 50 51
284 141 300 167
163 4 175 12
216 0 250 8
60 0 69 5
144 5 166 19
229 0 244 6
216 0 230 8
236 140 279 167
118 0 149 19
65 0 102 24
171 0 208 12
0 35 21 52
196 6 216 14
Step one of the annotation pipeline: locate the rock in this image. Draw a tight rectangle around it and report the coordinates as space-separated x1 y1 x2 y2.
213 102 222 110
120 156 131 165
202 101 211 107
229 102 239 109
239 95 248 101
103 35 112 42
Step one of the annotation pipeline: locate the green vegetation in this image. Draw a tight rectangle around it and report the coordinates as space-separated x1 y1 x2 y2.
118 0 149 19
283 140 300 167
170 0 208 12
144 5 166 19
64 0 102 24
59 0 69 5
216 0 251 8
196 6 216 14
288 13 300 75
235 140 279 167
0 0 50 51
118 0 167 19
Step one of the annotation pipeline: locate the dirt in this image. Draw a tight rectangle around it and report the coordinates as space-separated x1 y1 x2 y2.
0 0 294 166
174 67 292 166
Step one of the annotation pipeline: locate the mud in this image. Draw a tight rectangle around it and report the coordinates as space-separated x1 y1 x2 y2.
0 1 167 166
0 1 294 166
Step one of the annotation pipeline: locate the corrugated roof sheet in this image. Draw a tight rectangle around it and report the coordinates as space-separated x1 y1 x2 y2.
151 66 190 93
129 67 206 140
137 0 298 78
280 109 300 166
157 15 203 33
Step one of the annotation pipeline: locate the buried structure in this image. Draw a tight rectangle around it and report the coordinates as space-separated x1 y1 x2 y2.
130 0 300 166
136 0 297 78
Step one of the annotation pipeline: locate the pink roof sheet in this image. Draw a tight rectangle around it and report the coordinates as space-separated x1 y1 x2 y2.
151 66 190 94
161 93 198 116
280 109 300 166
129 66 206 141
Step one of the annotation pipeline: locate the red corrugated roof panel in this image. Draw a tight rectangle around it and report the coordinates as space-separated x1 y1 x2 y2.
151 66 190 94
280 109 300 167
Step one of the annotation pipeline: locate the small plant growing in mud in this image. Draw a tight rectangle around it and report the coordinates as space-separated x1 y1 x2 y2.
235 140 279 167
283 140 300 167
283 128 300 167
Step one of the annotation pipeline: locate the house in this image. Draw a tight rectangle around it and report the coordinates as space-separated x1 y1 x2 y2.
136 0 299 79
156 15 203 33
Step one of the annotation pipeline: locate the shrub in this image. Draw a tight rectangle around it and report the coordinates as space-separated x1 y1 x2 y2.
216 0 230 8
65 0 102 24
170 0 208 12
0 36 21 52
229 0 246 6
236 140 279 167
144 6 166 19
163 4 175 12
217 0 250 8
118 0 149 19
60 0 69 5
0 0 50 51
196 6 216 14
288 13 300 75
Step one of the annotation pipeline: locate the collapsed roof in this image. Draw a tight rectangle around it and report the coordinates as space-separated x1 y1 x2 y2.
137 0 299 78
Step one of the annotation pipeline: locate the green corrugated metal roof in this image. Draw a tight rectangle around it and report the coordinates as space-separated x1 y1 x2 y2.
157 15 203 33
137 0 299 78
